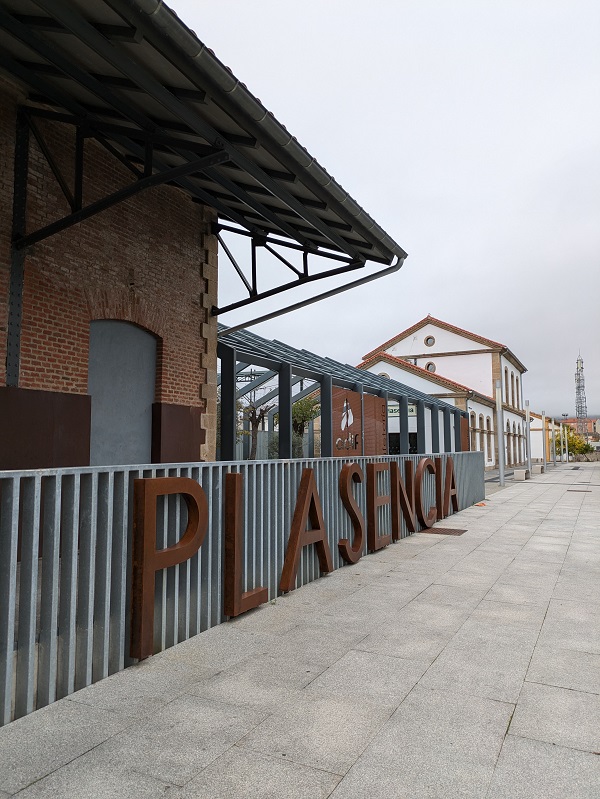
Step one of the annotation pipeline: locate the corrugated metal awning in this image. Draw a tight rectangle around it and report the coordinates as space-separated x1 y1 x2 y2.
0 0 407 287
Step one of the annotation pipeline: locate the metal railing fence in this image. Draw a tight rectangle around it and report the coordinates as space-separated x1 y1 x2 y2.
0 452 484 725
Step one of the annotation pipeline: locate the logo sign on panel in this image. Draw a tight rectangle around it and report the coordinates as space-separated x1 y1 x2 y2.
332 388 362 455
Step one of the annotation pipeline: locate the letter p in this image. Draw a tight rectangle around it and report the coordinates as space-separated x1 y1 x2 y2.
130 477 208 660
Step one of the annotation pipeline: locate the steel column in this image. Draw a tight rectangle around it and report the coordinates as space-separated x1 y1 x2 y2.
443 407 452 453
454 410 463 453
416 400 426 454
431 406 440 454
218 344 237 460
6 109 29 386
278 362 293 459
320 375 333 457
399 395 409 454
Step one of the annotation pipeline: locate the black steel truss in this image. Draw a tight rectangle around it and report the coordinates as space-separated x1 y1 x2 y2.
12 107 229 250
212 223 366 316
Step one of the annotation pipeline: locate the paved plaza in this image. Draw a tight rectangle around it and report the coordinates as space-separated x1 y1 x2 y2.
1 463 598 798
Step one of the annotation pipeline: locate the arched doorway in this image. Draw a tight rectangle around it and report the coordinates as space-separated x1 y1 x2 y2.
88 320 157 466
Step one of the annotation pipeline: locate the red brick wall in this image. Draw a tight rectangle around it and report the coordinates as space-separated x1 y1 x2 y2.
0 80 218 441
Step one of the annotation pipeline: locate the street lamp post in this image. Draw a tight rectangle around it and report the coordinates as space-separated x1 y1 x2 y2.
541 411 546 471
525 400 532 474
562 414 569 463
495 379 505 487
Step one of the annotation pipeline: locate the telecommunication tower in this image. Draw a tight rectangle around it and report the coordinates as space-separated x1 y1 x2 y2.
575 354 588 437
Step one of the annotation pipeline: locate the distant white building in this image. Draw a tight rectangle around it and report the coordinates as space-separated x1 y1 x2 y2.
359 315 528 468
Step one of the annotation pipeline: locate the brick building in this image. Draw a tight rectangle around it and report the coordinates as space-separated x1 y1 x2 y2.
0 0 405 470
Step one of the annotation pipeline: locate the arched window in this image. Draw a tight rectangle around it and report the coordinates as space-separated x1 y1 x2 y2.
479 414 485 455
88 320 158 466
506 421 512 466
517 423 523 464
515 379 520 410
470 412 477 450
504 367 509 404
511 372 515 407
512 422 518 465
486 416 493 462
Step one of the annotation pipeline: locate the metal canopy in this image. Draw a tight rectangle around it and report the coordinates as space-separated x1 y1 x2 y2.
0 0 407 317
217 325 467 460
218 325 459 410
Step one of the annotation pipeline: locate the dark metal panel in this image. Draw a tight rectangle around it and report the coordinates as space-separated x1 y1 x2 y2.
0 388 90 469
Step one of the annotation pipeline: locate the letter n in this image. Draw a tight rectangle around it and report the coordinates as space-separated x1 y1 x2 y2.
131 477 208 660
367 462 392 551
224 473 268 616
280 468 333 592
390 460 416 540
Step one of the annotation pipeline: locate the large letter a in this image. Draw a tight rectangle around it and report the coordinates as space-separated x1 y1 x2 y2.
280 468 333 593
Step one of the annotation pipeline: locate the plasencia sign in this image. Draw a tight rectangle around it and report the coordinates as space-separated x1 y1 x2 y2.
130 456 459 660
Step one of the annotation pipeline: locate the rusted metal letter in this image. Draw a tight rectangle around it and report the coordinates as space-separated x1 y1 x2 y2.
367 462 392 551
444 456 459 516
390 459 416 540
415 457 437 529
131 477 208 660
435 457 444 521
224 472 268 616
280 468 333 593
338 463 365 564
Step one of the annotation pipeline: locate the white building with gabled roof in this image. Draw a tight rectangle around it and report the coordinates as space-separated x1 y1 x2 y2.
360 316 529 468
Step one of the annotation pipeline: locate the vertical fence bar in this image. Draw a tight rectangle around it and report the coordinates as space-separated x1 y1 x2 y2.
93 471 113 682
0 478 20 724
14 476 41 719
37 475 62 707
57 475 80 699
109 470 128 674
75 472 98 690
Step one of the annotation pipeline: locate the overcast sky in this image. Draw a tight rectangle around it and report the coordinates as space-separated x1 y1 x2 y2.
172 0 599 417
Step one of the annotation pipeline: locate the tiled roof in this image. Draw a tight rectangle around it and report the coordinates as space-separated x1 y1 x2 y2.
362 315 506 360
358 352 495 405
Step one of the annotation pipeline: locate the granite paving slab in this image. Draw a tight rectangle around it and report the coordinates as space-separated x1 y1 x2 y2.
509 681 600 753
173 747 341 799
526 645 600 694
236 694 392 775
487 735 600 799
0 699 134 794
329 686 513 799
